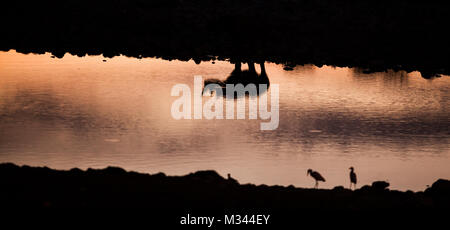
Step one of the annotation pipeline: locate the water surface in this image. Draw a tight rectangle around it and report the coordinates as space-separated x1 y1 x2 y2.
0 51 449 191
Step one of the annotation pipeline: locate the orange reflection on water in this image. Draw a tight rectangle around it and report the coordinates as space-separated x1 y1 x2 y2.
0 50 449 191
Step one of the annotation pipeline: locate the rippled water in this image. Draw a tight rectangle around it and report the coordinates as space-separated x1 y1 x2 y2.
0 51 449 191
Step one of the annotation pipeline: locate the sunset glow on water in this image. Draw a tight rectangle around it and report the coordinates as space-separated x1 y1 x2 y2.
1 50 449 191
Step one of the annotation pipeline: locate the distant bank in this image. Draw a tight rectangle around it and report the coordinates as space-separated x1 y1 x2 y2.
1 0 450 77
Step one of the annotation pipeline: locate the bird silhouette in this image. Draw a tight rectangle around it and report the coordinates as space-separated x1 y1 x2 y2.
349 167 357 190
227 173 238 184
307 169 326 189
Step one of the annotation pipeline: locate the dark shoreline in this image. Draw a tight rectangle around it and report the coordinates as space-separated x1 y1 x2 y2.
2 0 450 78
1 163 449 226
1 163 448 209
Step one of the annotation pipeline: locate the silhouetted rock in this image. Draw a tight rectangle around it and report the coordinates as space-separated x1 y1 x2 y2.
1 163 447 210
69 168 83 174
424 179 450 209
0 163 448 226
103 166 127 174
332 186 346 192
372 181 390 190
186 170 224 183
359 185 372 191
425 179 450 196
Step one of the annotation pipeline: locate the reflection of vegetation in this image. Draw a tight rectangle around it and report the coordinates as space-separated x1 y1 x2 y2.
351 69 410 87
419 71 443 80
2 0 449 77
353 68 443 81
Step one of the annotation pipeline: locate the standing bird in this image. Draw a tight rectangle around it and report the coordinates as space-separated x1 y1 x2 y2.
307 169 326 189
349 167 357 190
227 173 238 184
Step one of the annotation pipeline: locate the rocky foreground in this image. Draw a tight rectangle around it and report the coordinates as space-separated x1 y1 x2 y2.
0 163 450 229
0 163 448 226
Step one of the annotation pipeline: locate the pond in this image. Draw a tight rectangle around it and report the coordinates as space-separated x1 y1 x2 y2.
0 50 449 191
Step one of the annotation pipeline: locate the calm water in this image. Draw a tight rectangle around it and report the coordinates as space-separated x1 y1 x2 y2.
0 51 449 191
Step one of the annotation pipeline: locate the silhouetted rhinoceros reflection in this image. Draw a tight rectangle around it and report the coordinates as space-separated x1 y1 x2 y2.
204 61 270 98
